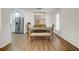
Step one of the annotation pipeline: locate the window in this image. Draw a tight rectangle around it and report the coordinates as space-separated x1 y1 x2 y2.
55 13 60 31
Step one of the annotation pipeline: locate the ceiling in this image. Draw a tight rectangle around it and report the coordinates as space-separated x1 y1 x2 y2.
16 8 58 14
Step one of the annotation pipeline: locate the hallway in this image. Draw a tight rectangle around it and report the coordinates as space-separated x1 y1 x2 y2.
0 8 79 51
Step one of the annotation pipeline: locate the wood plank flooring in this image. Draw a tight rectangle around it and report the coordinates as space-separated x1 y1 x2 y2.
4 33 79 51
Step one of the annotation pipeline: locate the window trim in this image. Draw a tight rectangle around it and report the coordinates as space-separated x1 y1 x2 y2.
55 13 61 31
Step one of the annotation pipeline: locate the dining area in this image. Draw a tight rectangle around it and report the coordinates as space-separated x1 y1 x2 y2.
27 23 54 42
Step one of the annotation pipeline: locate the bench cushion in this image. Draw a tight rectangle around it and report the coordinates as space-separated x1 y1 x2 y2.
31 33 51 37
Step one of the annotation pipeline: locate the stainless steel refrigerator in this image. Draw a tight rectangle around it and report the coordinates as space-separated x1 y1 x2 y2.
15 17 24 34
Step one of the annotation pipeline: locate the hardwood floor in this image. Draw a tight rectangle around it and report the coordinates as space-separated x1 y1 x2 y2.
3 33 79 51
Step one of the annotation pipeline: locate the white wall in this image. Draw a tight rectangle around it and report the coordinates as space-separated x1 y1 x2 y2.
0 9 2 32
0 8 12 48
53 9 79 48
10 11 15 33
46 13 54 27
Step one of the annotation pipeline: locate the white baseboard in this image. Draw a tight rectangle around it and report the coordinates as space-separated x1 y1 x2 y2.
0 40 12 48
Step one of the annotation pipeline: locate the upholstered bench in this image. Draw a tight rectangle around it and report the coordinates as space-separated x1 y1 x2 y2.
30 33 51 40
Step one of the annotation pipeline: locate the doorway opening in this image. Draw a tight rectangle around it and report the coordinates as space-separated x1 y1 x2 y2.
11 10 24 34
